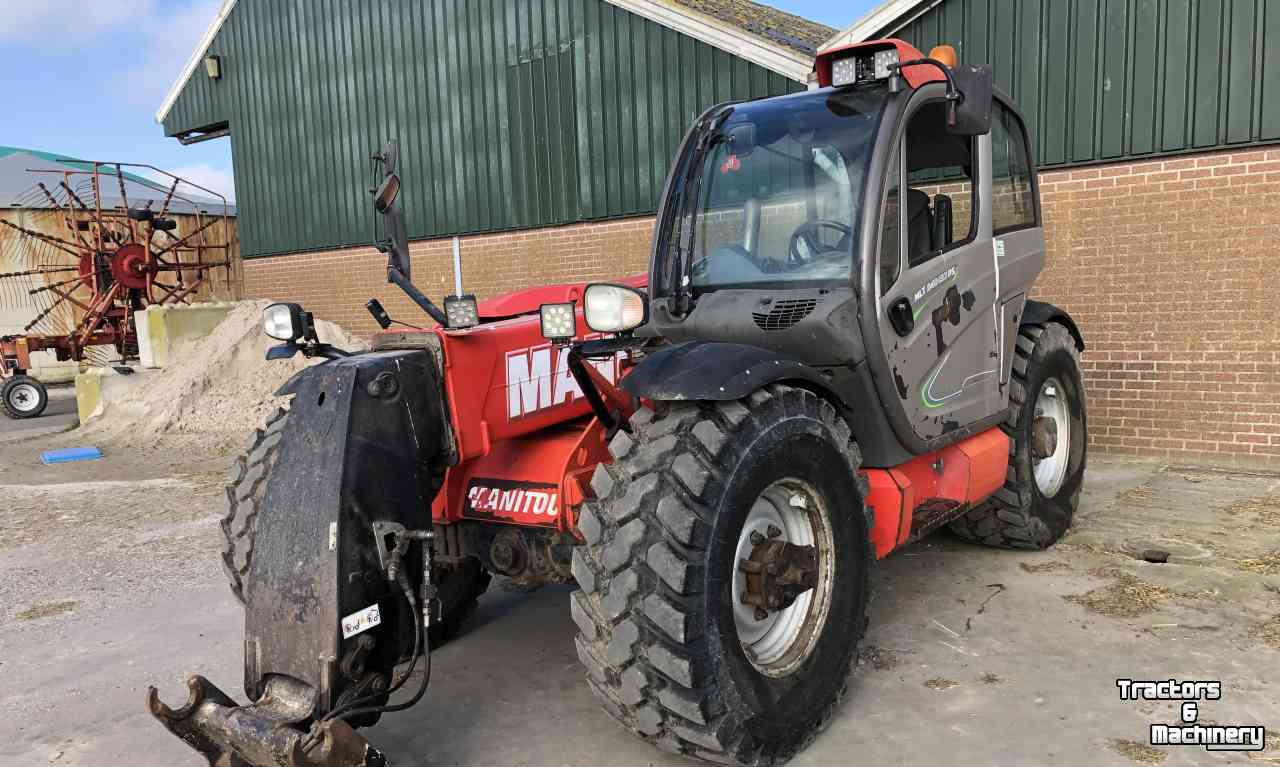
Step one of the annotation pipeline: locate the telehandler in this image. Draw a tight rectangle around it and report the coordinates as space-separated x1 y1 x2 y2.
148 39 1086 767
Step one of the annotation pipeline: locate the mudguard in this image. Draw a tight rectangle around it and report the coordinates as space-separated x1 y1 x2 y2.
248 350 449 704
621 341 835 402
149 349 450 767
1022 300 1084 351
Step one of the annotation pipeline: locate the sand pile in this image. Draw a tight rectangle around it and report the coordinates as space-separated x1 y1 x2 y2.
82 301 364 452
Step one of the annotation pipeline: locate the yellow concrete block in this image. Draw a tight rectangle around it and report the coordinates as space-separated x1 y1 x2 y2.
138 303 234 368
75 368 110 424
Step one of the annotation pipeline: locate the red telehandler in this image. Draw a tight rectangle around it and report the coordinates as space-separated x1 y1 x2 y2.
149 39 1086 767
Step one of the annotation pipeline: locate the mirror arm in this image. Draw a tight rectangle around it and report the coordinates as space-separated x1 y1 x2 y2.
891 58 962 126
388 265 448 327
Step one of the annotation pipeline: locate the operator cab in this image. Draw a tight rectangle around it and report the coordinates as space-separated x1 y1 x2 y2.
549 40 1046 467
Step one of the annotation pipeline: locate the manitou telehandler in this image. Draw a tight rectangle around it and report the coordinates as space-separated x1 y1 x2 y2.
149 39 1086 767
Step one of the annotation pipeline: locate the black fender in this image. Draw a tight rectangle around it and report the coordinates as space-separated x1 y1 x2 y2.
621 341 836 402
1022 300 1085 351
245 350 449 706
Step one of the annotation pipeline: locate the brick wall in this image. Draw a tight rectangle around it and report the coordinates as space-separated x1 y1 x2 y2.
1035 147 1280 470
243 146 1280 470
243 217 654 333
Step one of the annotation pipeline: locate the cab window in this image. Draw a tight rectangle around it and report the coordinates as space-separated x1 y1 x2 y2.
991 102 1037 233
903 100 976 267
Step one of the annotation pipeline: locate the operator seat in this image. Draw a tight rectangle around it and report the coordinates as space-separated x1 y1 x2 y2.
906 188 935 266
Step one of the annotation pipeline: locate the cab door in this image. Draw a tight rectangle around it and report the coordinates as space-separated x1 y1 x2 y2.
873 97 1004 443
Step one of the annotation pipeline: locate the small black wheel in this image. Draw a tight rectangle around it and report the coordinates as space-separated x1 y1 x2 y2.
571 385 873 765
950 322 1087 549
1 375 48 419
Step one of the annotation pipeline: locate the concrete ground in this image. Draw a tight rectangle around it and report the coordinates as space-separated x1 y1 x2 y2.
2 429 1277 767
0 385 78 444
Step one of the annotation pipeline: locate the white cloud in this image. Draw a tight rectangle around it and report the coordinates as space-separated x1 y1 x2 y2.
123 0 225 108
149 163 236 203
0 0 151 46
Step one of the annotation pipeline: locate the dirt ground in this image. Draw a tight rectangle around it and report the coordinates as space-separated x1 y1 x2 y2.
2 423 1278 766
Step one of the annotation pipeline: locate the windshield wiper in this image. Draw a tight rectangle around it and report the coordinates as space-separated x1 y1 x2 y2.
673 110 732 314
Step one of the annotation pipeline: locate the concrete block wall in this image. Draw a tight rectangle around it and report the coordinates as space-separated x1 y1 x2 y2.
240 146 1280 470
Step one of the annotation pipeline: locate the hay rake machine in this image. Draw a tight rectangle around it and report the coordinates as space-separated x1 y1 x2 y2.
0 161 234 418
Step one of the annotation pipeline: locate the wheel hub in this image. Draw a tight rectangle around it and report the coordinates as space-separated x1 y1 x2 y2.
1032 378 1071 497
738 528 819 617
1031 415 1058 459
731 481 834 677
8 382 41 413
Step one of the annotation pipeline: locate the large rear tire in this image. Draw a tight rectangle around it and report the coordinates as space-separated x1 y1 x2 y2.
950 322 1087 549
220 407 488 644
2 374 48 419
571 385 872 766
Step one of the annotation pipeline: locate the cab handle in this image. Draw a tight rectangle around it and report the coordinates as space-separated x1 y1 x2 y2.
888 297 914 336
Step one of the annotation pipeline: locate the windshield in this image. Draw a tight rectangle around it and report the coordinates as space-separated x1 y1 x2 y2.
674 86 888 291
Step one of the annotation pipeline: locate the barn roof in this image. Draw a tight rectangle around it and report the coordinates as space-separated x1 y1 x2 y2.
671 0 835 55
0 147 234 215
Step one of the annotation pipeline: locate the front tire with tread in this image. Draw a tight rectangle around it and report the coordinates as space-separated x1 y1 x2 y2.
571 385 873 766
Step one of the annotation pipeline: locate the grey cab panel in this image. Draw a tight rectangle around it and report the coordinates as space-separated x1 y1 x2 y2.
869 89 1045 445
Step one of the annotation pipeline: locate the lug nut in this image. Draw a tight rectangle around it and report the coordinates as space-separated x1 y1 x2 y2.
754 607 769 621
767 525 782 539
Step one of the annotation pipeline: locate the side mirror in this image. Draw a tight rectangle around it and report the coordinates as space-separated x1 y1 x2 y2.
725 122 756 158
373 173 400 213
373 141 411 281
948 64 993 136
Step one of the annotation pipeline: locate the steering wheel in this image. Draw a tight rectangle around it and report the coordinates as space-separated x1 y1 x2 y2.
691 244 782 282
788 220 852 265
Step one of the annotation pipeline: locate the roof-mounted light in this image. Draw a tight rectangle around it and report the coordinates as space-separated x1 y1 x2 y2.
829 48 899 87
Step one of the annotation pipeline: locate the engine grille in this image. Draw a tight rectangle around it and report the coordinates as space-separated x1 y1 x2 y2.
752 298 819 331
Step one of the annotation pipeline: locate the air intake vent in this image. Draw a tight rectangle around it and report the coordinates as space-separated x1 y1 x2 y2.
752 298 819 331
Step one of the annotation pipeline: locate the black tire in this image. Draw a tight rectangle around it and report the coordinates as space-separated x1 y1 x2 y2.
221 407 290 603
428 557 491 646
950 322 1087 549
1 375 48 419
571 385 873 766
220 408 488 644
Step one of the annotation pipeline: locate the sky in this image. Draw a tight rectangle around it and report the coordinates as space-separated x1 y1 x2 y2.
0 0 879 204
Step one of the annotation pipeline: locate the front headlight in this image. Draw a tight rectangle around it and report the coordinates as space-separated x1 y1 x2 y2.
263 303 303 341
583 284 647 333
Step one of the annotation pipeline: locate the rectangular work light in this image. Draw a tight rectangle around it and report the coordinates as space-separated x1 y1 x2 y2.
443 294 479 329
830 48 899 87
539 302 576 342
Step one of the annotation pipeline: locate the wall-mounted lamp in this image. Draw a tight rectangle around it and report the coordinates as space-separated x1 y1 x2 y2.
204 55 222 80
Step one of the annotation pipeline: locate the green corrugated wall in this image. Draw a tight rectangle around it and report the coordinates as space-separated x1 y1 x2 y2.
887 0 1280 167
162 0 803 258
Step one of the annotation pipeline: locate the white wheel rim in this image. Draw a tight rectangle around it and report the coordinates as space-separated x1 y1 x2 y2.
7 382 41 413
1033 377 1070 497
731 479 835 678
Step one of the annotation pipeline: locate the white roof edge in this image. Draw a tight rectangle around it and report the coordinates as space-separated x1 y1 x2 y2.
154 0 239 125
820 0 934 52
155 0 814 127
603 0 814 83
